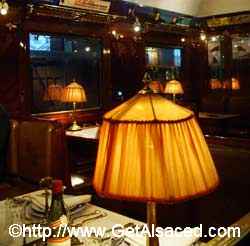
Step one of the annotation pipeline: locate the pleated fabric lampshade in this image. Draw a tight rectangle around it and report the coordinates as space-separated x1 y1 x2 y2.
209 79 222 90
232 78 240 90
93 92 219 203
43 84 64 101
62 80 87 131
148 81 164 93
62 81 87 103
164 80 184 95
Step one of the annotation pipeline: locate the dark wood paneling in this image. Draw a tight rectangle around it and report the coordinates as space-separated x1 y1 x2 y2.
0 27 22 115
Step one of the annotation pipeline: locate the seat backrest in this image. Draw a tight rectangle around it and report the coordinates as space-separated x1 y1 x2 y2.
7 119 70 185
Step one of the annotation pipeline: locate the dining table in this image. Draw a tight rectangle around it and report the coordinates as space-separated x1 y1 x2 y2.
1 190 250 246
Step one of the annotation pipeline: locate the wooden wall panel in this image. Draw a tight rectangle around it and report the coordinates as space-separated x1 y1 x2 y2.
0 28 22 115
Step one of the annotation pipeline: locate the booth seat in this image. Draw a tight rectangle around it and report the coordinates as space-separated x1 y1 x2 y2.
200 95 250 137
6 118 70 186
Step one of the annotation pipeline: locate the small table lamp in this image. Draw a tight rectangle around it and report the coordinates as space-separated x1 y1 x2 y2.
62 80 87 131
164 79 184 102
232 77 240 90
43 84 64 102
209 78 222 90
148 81 164 93
93 89 219 246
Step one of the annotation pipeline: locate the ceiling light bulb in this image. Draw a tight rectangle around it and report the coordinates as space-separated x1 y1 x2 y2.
181 38 186 43
0 1 8 15
1 8 7 15
85 46 90 52
19 41 25 48
134 25 140 32
133 17 141 33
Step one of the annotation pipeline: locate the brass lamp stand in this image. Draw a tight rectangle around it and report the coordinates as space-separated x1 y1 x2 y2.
147 202 159 246
172 93 176 102
68 102 82 131
62 80 87 131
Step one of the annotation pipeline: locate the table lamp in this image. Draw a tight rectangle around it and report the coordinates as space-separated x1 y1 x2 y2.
43 84 64 102
93 88 219 246
148 81 164 93
164 79 184 102
209 78 222 90
62 80 87 131
232 77 240 90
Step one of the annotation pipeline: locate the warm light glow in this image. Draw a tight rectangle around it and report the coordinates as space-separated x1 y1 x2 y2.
133 17 141 32
93 93 219 203
0 7 7 15
232 78 240 90
111 30 117 36
164 80 184 95
0 1 8 16
211 36 217 42
43 84 64 101
181 37 186 43
148 81 164 93
62 81 87 103
103 48 111 55
85 46 91 52
134 25 141 32
200 32 206 41
209 78 222 90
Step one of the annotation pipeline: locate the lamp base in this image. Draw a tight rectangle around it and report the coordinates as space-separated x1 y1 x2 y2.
68 121 82 131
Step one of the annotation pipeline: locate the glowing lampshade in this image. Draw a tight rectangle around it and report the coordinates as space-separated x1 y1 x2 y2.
164 80 184 102
209 79 222 90
43 84 64 101
232 78 240 90
93 91 219 245
62 81 86 103
94 91 219 245
164 80 184 94
62 80 87 131
148 80 164 93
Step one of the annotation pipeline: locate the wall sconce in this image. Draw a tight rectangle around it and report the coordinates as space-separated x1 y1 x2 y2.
0 0 9 15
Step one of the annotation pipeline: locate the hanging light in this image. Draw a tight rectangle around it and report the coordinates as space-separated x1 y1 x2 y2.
0 0 9 16
133 17 141 33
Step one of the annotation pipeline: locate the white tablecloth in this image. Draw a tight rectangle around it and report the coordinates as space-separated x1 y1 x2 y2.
0 190 200 246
